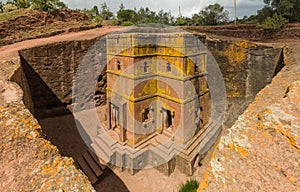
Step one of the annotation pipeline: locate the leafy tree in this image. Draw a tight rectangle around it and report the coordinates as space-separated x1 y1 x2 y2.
92 5 99 16
191 13 204 25
117 9 137 23
31 0 67 12
257 5 273 23
156 9 174 25
237 15 257 24
99 2 113 20
13 0 30 8
0 1 3 12
199 3 229 25
134 7 157 24
174 16 192 26
258 0 300 22
259 13 288 30
119 3 124 11
82 6 99 18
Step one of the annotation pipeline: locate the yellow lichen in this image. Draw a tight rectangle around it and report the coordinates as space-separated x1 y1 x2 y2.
198 171 210 191
236 145 249 158
220 41 256 66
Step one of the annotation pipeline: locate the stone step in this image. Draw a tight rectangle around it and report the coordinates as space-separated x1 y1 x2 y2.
76 149 107 185
92 137 113 163
76 155 98 184
82 150 104 177
162 128 174 138
87 148 107 171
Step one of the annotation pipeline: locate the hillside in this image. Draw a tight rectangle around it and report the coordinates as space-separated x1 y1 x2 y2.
0 8 99 46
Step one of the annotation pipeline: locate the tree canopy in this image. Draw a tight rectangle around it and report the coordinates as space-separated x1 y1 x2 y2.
258 0 300 22
199 3 229 25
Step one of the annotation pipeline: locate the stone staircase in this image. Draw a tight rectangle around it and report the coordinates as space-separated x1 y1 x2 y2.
75 149 107 185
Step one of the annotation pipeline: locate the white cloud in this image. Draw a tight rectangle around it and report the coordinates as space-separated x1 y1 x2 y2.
64 0 265 19
2 0 265 19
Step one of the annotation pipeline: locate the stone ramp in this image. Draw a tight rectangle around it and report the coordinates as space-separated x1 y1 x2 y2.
76 149 107 185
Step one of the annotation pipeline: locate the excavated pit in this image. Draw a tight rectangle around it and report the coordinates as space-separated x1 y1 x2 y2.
11 33 284 190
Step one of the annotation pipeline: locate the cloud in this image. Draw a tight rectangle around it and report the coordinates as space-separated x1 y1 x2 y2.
63 0 265 19
2 0 265 19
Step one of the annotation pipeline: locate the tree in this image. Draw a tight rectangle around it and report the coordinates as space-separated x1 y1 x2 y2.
191 13 204 25
174 16 192 26
99 2 113 20
117 9 137 23
257 5 273 23
0 1 3 12
199 3 229 25
135 7 157 24
258 0 300 22
119 3 124 11
260 13 288 30
13 0 30 8
31 0 67 12
156 9 174 25
92 5 99 16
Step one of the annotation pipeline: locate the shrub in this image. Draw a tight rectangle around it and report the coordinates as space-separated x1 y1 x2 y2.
31 0 67 13
93 15 103 25
260 13 288 30
179 179 199 192
14 0 30 9
2 3 18 13
102 19 119 26
121 21 134 26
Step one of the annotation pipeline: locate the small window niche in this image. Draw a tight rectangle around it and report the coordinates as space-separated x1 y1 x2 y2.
143 61 149 73
166 62 171 72
117 60 121 71
142 108 150 122
194 64 198 74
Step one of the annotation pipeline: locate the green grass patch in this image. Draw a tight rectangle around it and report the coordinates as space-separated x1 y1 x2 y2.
179 179 199 192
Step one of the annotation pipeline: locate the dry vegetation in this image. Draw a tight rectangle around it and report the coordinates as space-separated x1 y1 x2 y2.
0 8 100 46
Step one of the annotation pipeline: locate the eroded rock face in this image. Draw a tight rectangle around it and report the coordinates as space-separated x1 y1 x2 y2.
18 38 107 118
198 44 300 191
206 38 284 127
0 79 95 192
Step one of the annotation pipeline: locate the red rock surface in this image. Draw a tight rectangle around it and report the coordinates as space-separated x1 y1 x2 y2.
198 41 300 191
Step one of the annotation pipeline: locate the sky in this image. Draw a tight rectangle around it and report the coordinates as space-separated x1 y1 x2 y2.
62 0 265 19
1 0 266 19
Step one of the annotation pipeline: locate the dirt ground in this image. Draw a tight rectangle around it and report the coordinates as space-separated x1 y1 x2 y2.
38 111 217 192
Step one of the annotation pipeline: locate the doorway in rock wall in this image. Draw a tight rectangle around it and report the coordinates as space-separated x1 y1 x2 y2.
109 102 127 142
110 103 120 130
161 108 173 133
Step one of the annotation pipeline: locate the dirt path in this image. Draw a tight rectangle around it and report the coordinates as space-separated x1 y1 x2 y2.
0 26 122 61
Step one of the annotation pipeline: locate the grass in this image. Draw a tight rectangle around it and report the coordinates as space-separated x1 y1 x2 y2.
179 179 199 192
0 8 31 22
